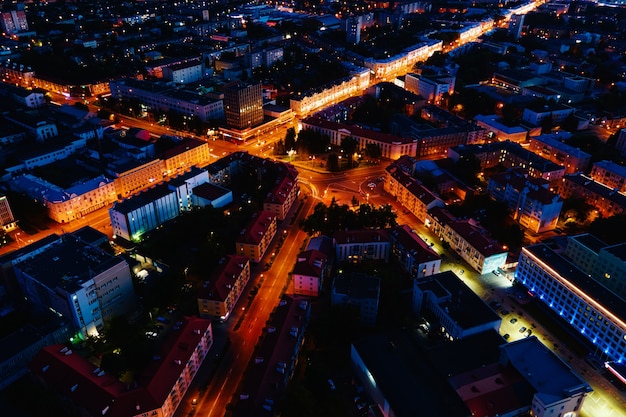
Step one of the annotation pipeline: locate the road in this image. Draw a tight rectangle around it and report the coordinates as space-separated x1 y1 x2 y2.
175 193 317 417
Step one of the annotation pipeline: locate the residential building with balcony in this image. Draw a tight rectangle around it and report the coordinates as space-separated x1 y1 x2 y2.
384 156 445 222
487 169 563 233
12 234 134 338
236 211 277 263
559 173 626 219
528 133 591 174
389 225 441 279
334 230 390 263
515 243 626 364
426 208 508 274
197 255 251 322
30 317 213 417
263 164 299 221
590 160 626 194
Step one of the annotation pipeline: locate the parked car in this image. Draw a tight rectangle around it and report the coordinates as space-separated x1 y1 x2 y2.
519 326 527 333
510 318 517 324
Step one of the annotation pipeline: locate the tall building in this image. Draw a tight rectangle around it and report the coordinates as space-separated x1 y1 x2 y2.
346 17 361 45
0 194 17 232
508 14 525 39
224 81 264 130
12 234 135 338
1 10 29 35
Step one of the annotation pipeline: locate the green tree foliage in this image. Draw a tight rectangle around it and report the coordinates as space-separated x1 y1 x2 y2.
300 201 397 236
327 153 339 172
340 136 359 168
284 127 296 151
296 129 330 154
363 143 382 160
589 214 626 245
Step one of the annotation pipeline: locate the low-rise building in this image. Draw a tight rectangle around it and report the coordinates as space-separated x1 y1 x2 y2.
292 249 328 297
389 225 441 279
331 271 381 327
559 173 626 219
9 173 117 224
590 160 626 194
231 296 310 416
385 155 445 222
29 317 213 417
426 208 508 274
487 169 563 233
474 114 529 143
197 255 250 322
334 230 390 263
263 164 299 221
404 73 455 105
191 182 233 208
413 270 501 339
300 116 418 160
522 102 575 127
528 133 591 174
236 211 277 263
449 141 566 183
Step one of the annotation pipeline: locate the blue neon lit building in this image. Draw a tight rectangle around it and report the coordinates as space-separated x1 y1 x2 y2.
516 244 626 364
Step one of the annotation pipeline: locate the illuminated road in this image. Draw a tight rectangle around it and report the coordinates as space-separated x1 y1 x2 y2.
175 193 317 417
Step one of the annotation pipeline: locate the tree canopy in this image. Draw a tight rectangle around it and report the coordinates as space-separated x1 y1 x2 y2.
300 199 397 236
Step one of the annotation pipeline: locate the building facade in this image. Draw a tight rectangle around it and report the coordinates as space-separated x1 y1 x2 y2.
198 255 251 322
224 81 264 130
235 211 277 263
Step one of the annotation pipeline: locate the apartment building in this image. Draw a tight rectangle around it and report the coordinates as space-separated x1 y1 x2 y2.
197 255 251 322
404 73 455 104
389 224 441 279
30 317 213 417
292 249 328 297
334 230 390 263
528 133 591 174
263 164 299 221
384 156 445 222
331 272 381 327
236 211 277 263
590 160 626 194
487 169 563 233
559 173 626 219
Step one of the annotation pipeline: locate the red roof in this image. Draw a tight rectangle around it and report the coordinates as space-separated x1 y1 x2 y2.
236 211 276 245
198 255 249 301
30 317 212 417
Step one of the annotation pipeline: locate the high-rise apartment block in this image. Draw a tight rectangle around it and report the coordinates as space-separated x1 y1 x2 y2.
224 81 264 130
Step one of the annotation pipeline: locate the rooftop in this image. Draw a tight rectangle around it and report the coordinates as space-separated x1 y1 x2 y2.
14 235 126 294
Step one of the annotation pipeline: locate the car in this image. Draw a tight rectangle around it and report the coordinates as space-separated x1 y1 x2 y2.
519 326 527 333
526 329 532 337
492 269 502 276
368 182 376 189
328 379 336 390
503 334 510 340
501 309 509 315
510 318 518 324
459 269 464 275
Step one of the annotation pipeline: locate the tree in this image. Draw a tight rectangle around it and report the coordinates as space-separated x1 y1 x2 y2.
364 143 382 160
327 153 339 172
340 136 359 168
284 127 296 151
540 114 554 134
